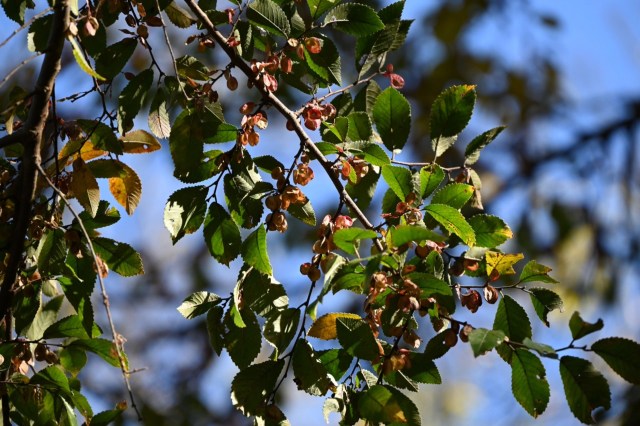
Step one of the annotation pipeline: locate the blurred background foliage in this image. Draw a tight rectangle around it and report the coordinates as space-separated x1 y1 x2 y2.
2 0 639 424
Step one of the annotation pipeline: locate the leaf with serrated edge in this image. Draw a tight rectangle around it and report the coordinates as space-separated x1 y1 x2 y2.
390 224 445 248
468 214 513 248
424 203 476 246
486 251 524 276
332 228 377 256
430 84 476 140
241 226 272 275
324 3 385 36
70 158 100 217
493 295 532 343
359 385 422 425
231 360 284 416
464 125 506 165
225 307 261 368
373 87 411 152
203 202 241 265
247 0 290 37
163 186 208 243
68 36 105 81
308 312 362 340
519 260 559 284
107 161 142 215
559 356 611 424
177 291 221 319
120 130 161 154
431 183 474 209
381 164 413 201
591 337 640 385
93 237 144 277
529 288 563 327
511 349 549 417
468 328 506 357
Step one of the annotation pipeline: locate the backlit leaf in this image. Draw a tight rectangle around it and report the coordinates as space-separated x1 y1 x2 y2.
419 164 445 198
324 3 385 36
568 312 603 341
431 183 474 209
468 214 513 248
231 360 284 416
225 307 261 368
424 203 476 246
381 164 412 201
390 224 445 248
519 260 559 284
464 126 506 165
70 158 100 217
373 87 411 152
485 251 524 276
430 84 476 141
241 226 272 275
336 317 379 360
529 288 563 327
511 349 549 417
95 37 137 80
332 228 377 256
559 356 610 424
247 0 290 37
176 291 221 319
120 129 161 154
203 202 241 265
591 337 640 385
292 340 333 396
93 237 144 277
359 385 421 425
308 312 362 340
118 69 154 134
264 308 300 357
468 328 506 357
164 186 208 243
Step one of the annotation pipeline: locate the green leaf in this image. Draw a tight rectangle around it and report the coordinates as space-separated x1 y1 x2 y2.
317 349 353 381
203 202 242 265
591 337 640 385
519 260 559 284
402 352 441 384
1 0 27 24
59 347 88 377
93 237 144 277
308 0 339 20
43 315 100 340
177 291 221 319
28 14 52 52
264 308 300 357
353 79 382 115
346 168 380 212
253 155 285 174
485 251 524 276
231 360 284 416
288 199 316 226
247 0 290 37
164 185 208 244
89 406 125 426
241 226 272 276
346 112 372 142
176 55 209 81
390 224 444 248
332 228 377 256
94 38 137 80
37 228 66 275
468 328 506 357
336 317 379 360
372 87 411 152
206 306 225 356
68 36 105 81
225 307 262 368
120 129 162 154
424 203 476 246
77 120 122 155
430 84 476 141
148 89 171 139
419 164 445 198
239 267 289 319
354 142 390 166
23 295 64 341
464 126 506 165
568 311 604 341
165 1 196 27
324 3 385 36
521 338 557 358
511 349 549 418
69 338 126 369
118 69 154 135
406 272 451 298
529 288 563 327
303 35 342 85
468 214 513 248
559 356 611 424
31 366 70 394
76 201 120 231
431 183 474 209
381 164 413 201
308 312 362 340
493 295 532 362
359 385 421 425
292 340 334 396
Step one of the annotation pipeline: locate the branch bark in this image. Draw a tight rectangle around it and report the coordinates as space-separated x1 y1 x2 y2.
183 0 384 252
0 2 69 424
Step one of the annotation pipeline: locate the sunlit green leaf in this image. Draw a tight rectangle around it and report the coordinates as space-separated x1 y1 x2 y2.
231 360 284 416
424 203 476 246
247 0 290 36
381 164 413 201
93 237 144 277
177 291 221 319
241 226 272 275
519 260 559 284
464 126 506 165
430 84 476 141
373 87 411 152
431 183 474 209
359 385 421 425
468 214 513 248
324 3 384 36
164 185 208 244
332 228 377 256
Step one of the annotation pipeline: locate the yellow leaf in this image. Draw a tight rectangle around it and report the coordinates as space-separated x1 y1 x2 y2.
486 251 524 276
108 162 141 215
308 312 362 340
68 36 105 81
70 158 100 217
121 129 162 154
59 139 107 165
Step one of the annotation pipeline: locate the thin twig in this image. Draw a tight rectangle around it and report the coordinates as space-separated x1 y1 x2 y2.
35 164 143 422
0 7 53 50
154 0 188 101
295 73 380 116
0 53 44 91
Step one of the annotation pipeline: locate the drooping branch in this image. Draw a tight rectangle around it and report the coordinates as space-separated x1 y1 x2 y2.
0 2 70 424
183 0 384 252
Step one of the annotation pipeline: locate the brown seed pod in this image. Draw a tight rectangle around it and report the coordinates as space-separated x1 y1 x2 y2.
484 285 500 304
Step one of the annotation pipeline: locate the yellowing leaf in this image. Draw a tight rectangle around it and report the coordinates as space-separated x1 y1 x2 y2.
486 251 524 276
308 312 361 340
69 158 100 217
58 139 107 165
106 162 141 215
120 129 162 154
68 36 105 81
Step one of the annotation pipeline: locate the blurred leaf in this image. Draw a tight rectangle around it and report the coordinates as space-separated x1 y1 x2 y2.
69 338 127 369
95 38 137 80
59 347 88 377
77 120 122 154
308 312 362 340
591 337 640 385
288 199 316 226
177 291 221 319
402 352 441 384
559 356 610 424
148 89 171 139
406 272 451 298
494 295 532 362
231 360 284 416
519 260 559 284
70 158 100 217
37 228 66 275
118 69 154 134
468 328 506 357
568 312 603 341
511 349 549 417
166 1 196 28
31 366 70 394
424 203 476 246
164 185 208 244
307 0 336 20
68 36 105 81
529 288 563 327
44 315 99 339
373 87 411 152
521 338 557 358
1 0 28 24
206 306 225 356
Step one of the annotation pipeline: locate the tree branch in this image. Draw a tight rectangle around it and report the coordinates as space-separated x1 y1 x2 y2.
0 2 69 424
183 0 383 252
